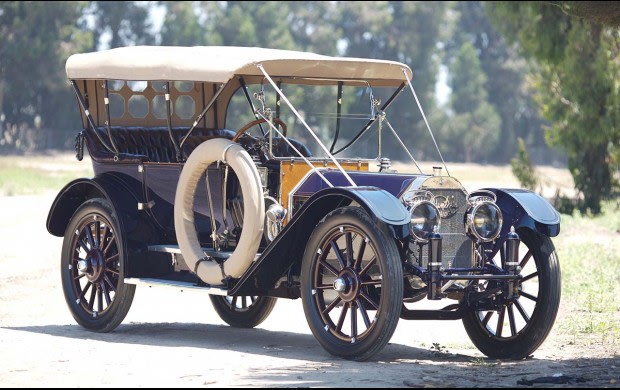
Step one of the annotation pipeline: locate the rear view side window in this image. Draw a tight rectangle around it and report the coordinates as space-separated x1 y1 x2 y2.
103 80 199 125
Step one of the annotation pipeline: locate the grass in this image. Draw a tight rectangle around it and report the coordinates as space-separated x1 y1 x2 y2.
561 200 620 233
469 356 499 367
554 201 620 345
0 153 92 196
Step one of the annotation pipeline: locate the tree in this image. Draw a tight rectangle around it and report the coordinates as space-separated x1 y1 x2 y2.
335 1 448 161
286 1 340 55
446 41 501 162
199 2 295 49
164 1 447 160
489 2 620 213
442 2 548 164
0 1 160 151
511 137 538 191
552 1 620 26
0 1 92 142
160 2 204 46
87 1 153 49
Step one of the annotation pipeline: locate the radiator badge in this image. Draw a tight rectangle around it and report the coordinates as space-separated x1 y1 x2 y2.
433 195 459 218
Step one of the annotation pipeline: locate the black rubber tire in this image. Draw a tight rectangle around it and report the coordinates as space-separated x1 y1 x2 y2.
300 207 403 361
210 295 277 328
60 198 135 332
463 228 561 359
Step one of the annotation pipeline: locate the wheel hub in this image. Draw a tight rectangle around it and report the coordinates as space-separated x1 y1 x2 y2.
333 277 346 292
77 259 89 273
335 268 361 302
84 249 106 282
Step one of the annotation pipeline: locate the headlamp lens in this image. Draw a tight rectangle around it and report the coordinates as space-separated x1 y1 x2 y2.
471 202 501 241
410 201 440 242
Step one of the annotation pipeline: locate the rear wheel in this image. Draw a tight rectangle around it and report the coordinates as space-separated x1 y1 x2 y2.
60 198 135 332
463 229 561 359
301 207 403 361
210 295 277 328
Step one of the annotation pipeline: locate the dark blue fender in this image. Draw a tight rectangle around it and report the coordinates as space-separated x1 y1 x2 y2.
46 174 142 238
487 188 560 237
486 188 560 259
47 174 174 279
230 186 410 296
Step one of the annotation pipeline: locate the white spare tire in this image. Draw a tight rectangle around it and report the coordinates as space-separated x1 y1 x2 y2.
174 138 264 285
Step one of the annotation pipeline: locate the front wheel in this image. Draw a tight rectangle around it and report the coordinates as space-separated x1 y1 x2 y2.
463 228 561 359
301 207 403 361
210 295 277 328
60 198 135 332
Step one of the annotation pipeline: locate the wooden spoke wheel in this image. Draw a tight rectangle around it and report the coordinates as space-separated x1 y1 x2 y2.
61 198 135 332
463 228 561 359
210 295 277 328
301 207 403 361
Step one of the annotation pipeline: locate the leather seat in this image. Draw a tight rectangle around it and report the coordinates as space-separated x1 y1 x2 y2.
83 126 311 163
84 126 235 163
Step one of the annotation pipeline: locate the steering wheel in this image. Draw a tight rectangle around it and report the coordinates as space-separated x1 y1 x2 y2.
232 118 288 142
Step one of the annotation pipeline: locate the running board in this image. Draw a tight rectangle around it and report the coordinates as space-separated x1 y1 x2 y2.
147 244 261 261
123 277 229 296
147 244 233 260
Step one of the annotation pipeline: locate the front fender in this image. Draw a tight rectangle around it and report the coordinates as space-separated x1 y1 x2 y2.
336 186 410 237
487 188 561 238
230 186 409 296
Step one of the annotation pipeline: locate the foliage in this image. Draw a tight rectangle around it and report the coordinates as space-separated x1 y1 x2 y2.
511 137 538 191
552 1 620 26
159 2 204 46
555 203 620 343
488 2 620 214
5 0 611 181
445 41 501 162
0 1 92 134
0 1 155 151
332 1 450 161
553 189 577 215
199 2 296 49
444 2 550 164
157 1 449 160
87 1 154 50
286 1 341 55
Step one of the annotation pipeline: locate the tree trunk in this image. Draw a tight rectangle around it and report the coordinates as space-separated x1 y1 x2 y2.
464 144 472 163
0 78 5 139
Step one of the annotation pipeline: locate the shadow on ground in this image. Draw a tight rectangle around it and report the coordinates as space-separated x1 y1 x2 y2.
6 323 619 387
7 322 434 361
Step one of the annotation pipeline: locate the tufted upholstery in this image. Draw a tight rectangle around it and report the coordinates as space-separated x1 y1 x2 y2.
84 126 235 163
83 126 312 163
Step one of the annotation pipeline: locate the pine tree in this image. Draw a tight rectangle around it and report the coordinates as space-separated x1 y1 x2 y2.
489 2 620 214
511 137 538 191
447 41 501 162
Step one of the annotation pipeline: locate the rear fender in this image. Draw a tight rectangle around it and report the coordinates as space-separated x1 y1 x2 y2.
230 186 409 296
46 175 141 238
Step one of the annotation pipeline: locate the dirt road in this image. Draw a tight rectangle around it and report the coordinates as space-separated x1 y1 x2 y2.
0 194 617 387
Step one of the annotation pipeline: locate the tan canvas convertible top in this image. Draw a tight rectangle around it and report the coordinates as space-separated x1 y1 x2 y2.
66 46 412 86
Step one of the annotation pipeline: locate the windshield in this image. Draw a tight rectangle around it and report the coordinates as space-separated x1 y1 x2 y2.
225 82 401 160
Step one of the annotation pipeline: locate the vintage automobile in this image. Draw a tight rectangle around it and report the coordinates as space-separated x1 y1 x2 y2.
47 46 561 361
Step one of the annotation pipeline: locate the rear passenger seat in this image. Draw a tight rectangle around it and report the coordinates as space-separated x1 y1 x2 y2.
83 126 235 163
83 125 313 163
